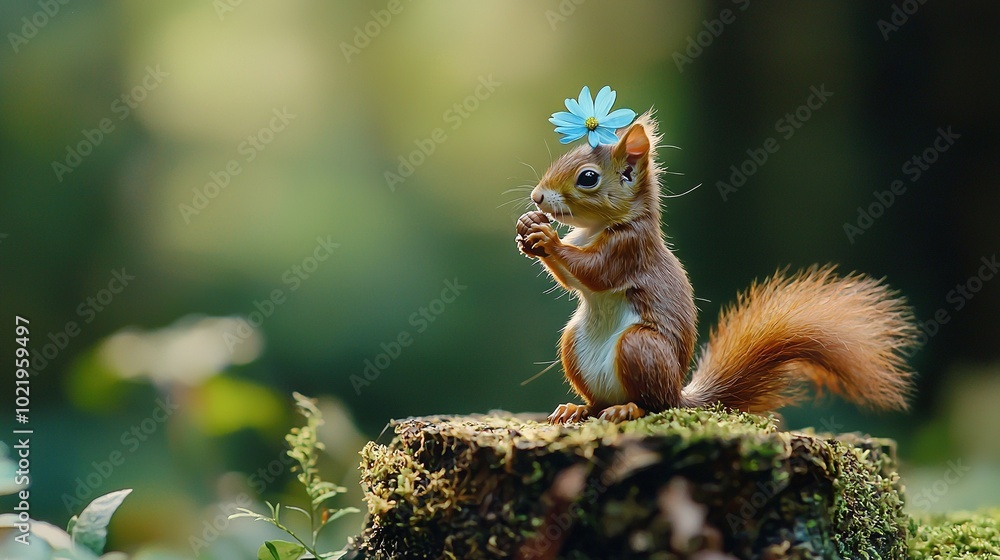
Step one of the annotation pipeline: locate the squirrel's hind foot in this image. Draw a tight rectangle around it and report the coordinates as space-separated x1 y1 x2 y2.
597 402 647 423
548 403 591 424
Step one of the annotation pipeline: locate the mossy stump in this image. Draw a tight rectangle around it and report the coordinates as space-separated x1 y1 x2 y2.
350 406 906 559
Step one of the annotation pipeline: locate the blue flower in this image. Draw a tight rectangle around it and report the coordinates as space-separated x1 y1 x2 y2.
549 86 637 148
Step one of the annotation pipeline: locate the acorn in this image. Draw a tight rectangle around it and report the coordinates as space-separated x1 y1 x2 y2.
516 211 551 257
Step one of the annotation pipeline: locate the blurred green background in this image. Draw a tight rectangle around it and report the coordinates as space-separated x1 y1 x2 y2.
1 1 998 557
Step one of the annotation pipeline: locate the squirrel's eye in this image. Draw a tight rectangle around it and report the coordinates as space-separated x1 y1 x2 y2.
576 169 600 189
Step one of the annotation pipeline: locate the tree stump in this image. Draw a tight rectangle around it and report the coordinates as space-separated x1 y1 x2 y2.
349 406 906 559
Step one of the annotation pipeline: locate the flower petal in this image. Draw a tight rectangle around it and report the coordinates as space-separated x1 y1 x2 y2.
587 129 601 148
564 97 586 118
549 111 584 127
554 125 587 136
559 132 584 144
593 86 615 119
602 108 637 129
577 86 595 117
595 127 620 145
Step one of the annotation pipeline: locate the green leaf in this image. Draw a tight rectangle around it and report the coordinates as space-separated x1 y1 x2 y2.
267 501 280 520
258 540 305 560
71 488 132 555
310 490 343 506
323 507 360 524
310 482 343 493
66 514 78 535
228 509 268 522
284 505 311 521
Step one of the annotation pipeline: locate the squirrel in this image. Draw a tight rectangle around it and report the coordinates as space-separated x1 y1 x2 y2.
516 111 918 424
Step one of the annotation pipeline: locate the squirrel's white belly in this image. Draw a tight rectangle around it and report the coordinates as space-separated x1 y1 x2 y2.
567 288 641 404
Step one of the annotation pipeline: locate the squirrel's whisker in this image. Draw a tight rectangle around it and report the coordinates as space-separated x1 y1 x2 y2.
518 161 540 183
662 183 702 199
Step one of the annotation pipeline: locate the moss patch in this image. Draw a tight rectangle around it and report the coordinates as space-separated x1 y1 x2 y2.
908 509 1000 559
354 406 907 559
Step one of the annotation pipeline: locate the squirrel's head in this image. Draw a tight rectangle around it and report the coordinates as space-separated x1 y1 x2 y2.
531 111 662 229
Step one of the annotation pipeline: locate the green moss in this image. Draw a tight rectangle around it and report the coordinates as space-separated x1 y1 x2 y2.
828 441 907 558
354 406 908 559
908 509 1000 559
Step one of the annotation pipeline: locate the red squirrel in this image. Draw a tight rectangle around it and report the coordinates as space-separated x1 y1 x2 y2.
516 111 918 424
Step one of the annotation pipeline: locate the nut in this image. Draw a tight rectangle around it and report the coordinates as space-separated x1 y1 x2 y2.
516 211 550 257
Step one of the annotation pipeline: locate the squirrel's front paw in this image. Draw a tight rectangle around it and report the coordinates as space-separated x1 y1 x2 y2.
516 234 547 258
516 211 551 258
525 223 561 257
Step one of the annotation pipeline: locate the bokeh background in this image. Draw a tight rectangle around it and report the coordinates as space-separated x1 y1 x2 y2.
1 1 999 557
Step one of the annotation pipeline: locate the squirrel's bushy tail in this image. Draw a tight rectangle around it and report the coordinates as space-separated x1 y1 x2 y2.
680 266 918 412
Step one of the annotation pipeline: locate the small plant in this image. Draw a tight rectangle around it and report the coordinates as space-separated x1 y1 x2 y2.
0 487 132 559
230 392 359 560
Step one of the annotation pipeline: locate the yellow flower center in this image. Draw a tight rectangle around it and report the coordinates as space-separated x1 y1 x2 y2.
584 116 599 130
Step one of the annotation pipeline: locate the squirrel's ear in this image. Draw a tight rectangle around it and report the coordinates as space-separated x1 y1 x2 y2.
614 122 650 166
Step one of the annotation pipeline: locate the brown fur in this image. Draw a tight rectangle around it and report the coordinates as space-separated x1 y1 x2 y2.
615 324 685 410
524 112 917 419
681 266 918 412
559 328 596 406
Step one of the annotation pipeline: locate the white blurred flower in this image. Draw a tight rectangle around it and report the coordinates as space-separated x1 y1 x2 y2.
99 315 262 385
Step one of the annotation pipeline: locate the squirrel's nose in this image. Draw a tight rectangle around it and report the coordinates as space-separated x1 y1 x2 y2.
531 190 544 204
